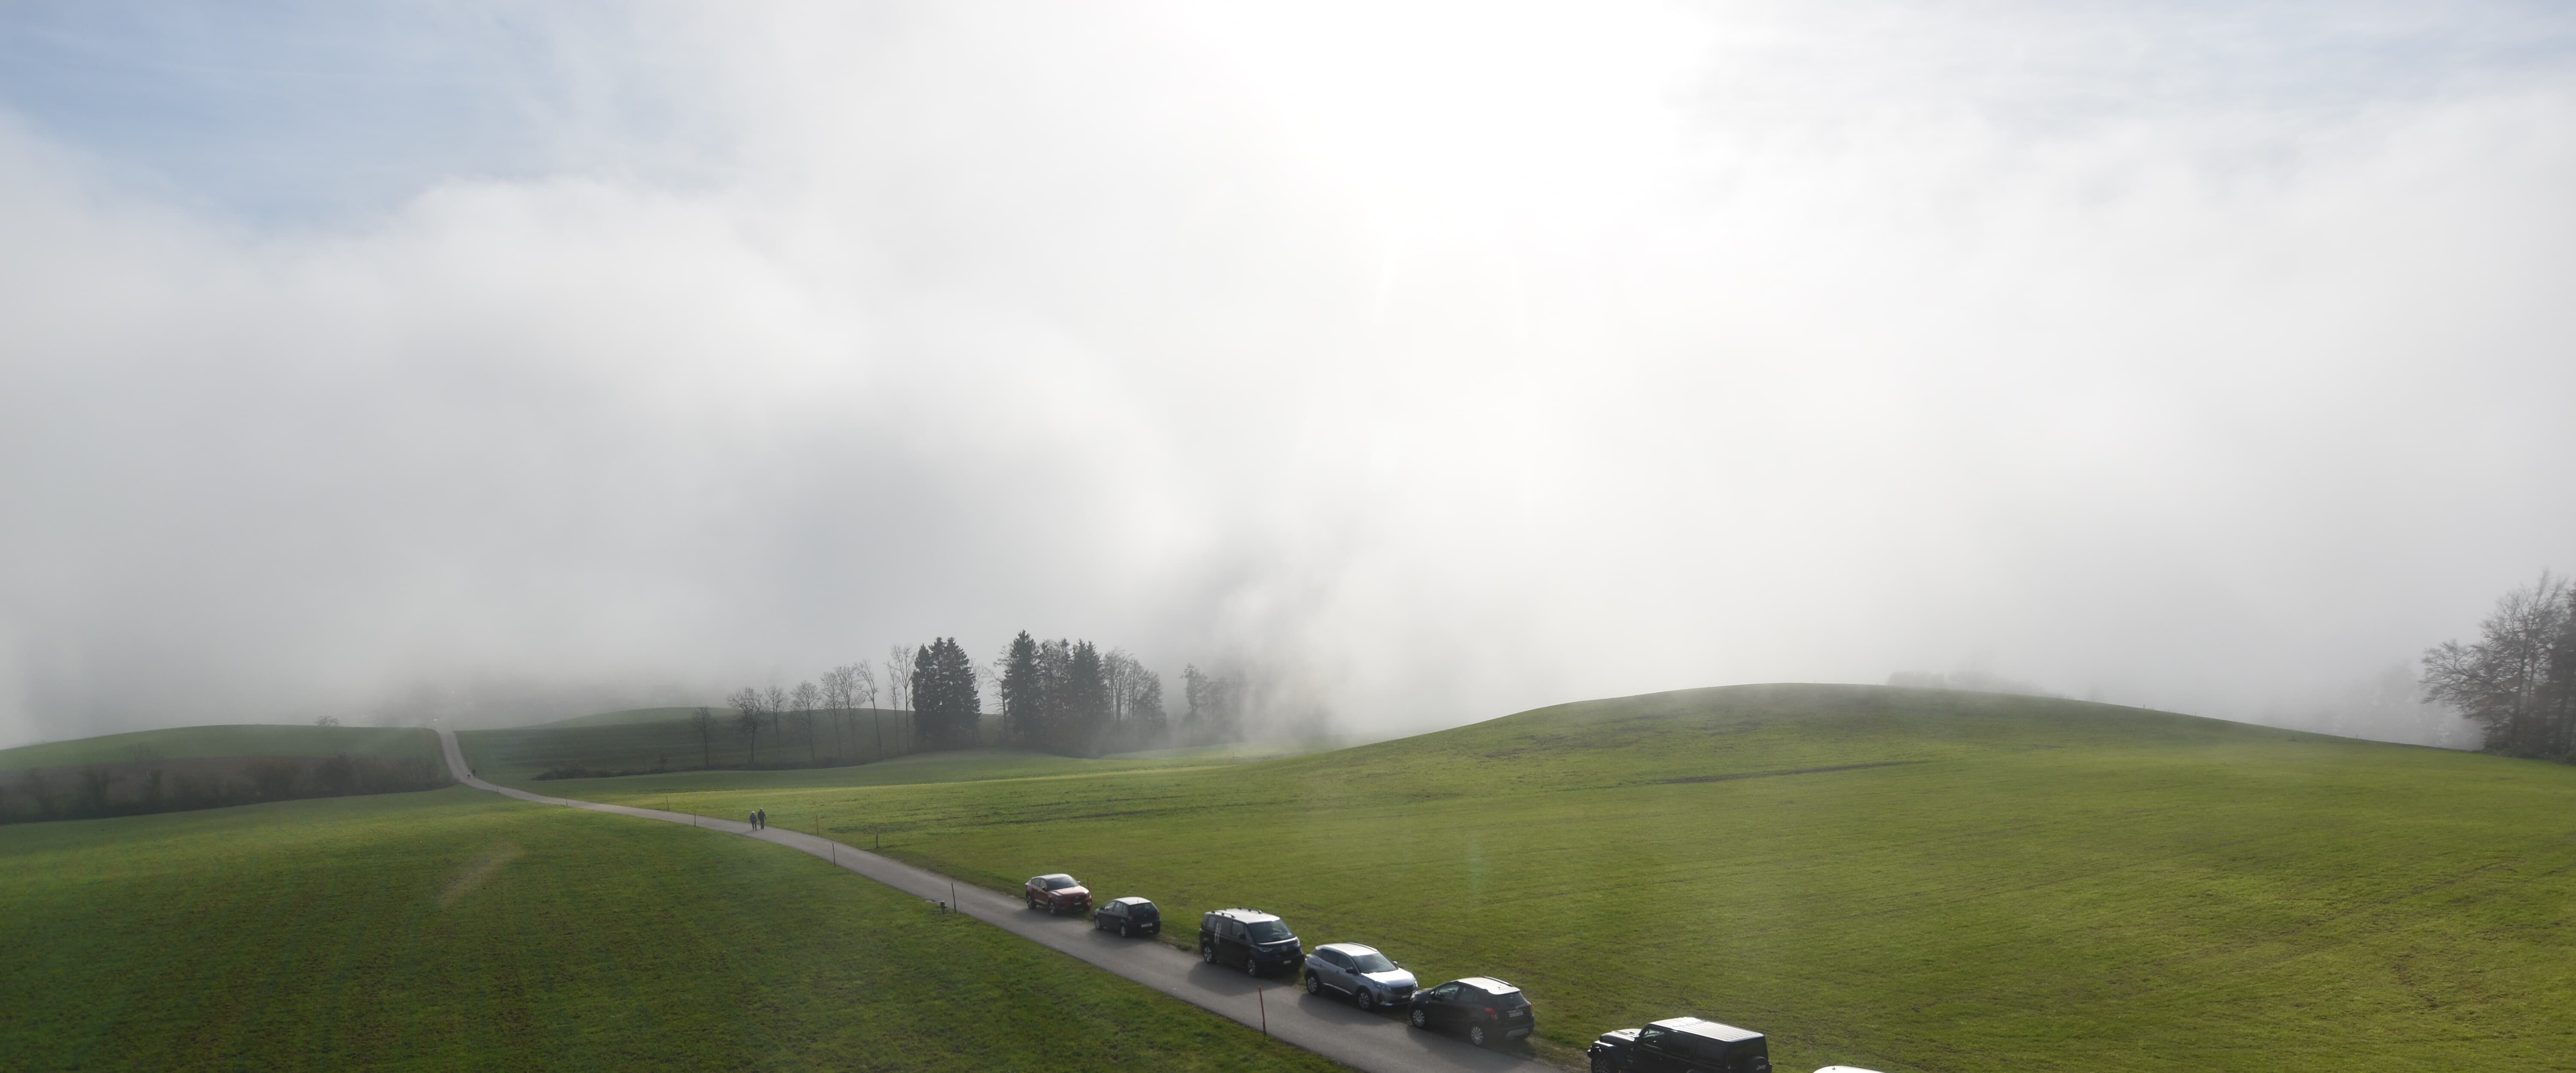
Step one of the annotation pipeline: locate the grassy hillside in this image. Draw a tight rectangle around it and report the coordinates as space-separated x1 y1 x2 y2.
0 724 440 770
464 740 1290 805
459 707 926 781
535 706 711 728
558 684 2576 1073
0 786 1343 1072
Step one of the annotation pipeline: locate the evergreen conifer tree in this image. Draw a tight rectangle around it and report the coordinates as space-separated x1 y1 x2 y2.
1067 640 1108 754
999 631 1042 743
911 637 982 748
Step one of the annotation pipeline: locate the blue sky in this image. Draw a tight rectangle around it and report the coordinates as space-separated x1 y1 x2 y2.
0 1 679 221
6 1 2573 222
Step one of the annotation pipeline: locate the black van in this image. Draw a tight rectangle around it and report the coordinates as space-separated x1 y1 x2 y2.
1199 908 1300 976
1093 897 1161 937
1587 1017 1770 1073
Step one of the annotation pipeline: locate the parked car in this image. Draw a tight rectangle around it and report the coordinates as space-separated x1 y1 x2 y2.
1092 896 1161 937
1199 908 1302 976
1586 1016 1771 1073
1407 977 1534 1048
1302 942 1416 1011
1022 873 1091 915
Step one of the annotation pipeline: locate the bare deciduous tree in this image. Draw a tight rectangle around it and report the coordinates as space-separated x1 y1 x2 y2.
690 706 717 769
887 644 917 749
734 705 763 765
726 687 764 764
822 663 877 762
793 680 822 761
820 668 852 761
886 646 913 713
246 758 299 800
24 770 56 819
850 662 877 710
75 766 117 815
2423 571 2576 756
763 684 790 737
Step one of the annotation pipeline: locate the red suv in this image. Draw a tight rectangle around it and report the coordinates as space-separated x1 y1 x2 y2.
1024 873 1091 915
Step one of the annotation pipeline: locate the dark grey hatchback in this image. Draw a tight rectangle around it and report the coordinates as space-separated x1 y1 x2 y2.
1092 896 1161 937
1409 977 1534 1048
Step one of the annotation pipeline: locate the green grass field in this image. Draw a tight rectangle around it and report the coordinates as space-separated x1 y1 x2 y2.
0 785 1345 1072
0 724 442 770
551 684 2576 1072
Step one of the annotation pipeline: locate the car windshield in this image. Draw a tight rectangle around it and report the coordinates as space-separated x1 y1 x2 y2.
1244 920 1293 942
1347 951 1395 972
1043 876 1080 890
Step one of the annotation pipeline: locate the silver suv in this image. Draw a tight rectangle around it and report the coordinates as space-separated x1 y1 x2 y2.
1302 942 1417 1011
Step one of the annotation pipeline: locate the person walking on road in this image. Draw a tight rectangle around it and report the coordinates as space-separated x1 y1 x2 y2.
748 811 759 830
756 808 767 830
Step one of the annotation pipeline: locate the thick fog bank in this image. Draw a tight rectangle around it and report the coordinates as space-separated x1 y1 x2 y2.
2 1 2572 748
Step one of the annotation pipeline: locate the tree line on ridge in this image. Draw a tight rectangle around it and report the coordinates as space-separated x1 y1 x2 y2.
2423 571 2576 759
709 636 1245 767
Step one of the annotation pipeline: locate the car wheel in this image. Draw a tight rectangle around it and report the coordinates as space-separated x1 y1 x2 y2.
1202 945 1216 964
1304 972 1321 994
1244 956 1260 977
1355 989 1375 1012
1470 1024 1489 1048
1119 922 1130 938
1591 1053 1613 1073
1410 1008 1428 1030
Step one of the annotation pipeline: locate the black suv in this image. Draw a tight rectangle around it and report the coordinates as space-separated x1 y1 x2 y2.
1587 1017 1771 1073
1199 909 1301 976
1408 977 1534 1048
1093 897 1161 937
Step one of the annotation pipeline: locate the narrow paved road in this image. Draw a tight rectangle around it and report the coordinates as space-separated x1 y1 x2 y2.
437 731 1556 1073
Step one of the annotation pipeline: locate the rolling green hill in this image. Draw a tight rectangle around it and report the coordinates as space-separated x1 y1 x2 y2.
458 707 926 781
556 684 2576 1072
531 706 710 728
0 785 1344 1072
452 711 1315 787
0 724 440 770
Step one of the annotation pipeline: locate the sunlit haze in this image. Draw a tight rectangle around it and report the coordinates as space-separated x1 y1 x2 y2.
4 0 2573 746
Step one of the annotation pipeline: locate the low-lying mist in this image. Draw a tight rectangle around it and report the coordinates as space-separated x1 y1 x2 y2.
3 0 2571 749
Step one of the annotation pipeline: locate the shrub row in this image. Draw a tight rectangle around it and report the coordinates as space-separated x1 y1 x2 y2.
0 753 452 824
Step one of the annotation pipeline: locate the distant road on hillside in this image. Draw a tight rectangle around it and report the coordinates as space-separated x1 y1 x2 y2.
436 730 1548 1073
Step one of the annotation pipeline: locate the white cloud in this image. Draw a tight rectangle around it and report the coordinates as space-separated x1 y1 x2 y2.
2 0 2572 745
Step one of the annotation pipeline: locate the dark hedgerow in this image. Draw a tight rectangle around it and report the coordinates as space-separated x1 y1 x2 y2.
0 752 451 824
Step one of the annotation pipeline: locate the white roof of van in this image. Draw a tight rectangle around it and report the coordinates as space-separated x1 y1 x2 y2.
1653 1017 1762 1043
